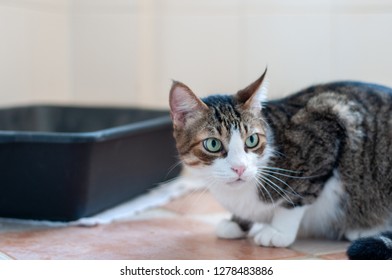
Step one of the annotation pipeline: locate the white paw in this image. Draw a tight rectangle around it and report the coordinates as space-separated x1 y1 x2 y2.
253 225 295 247
216 219 246 239
248 223 265 237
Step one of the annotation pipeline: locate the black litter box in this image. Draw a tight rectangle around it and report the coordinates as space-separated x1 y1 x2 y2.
0 105 181 221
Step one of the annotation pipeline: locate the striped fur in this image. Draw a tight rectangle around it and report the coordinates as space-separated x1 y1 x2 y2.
169 71 392 259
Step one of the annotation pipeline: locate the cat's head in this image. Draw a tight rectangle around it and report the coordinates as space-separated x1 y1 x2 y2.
169 70 273 187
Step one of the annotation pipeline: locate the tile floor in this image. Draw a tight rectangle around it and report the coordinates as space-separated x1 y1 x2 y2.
0 190 350 260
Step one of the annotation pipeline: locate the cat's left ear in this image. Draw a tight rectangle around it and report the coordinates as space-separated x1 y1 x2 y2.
236 68 268 113
169 81 208 128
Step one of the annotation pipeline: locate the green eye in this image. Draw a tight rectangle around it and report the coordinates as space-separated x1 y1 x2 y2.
203 138 222 153
245 133 259 148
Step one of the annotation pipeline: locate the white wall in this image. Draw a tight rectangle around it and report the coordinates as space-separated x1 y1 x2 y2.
70 0 141 106
1 0 392 108
0 0 71 105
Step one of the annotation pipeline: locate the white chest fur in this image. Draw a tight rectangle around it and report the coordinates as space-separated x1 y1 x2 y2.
209 182 275 223
210 170 344 240
299 170 344 238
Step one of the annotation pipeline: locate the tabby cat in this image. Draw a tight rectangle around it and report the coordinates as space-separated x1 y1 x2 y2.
169 69 392 260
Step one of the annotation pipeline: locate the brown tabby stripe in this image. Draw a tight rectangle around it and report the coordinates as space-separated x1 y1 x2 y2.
193 148 219 165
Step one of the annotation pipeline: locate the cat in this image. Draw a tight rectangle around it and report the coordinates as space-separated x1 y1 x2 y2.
168 69 392 260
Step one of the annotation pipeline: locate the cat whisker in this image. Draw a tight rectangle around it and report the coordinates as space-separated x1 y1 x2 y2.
259 171 303 198
259 168 317 179
254 177 276 207
156 176 179 188
259 170 303 198
256 175 295 206
212 171 228 176
251 176 269 202
271 149 286 159
259 165 303 174
211 172 230 181
166 160 183 178
251 177 267 201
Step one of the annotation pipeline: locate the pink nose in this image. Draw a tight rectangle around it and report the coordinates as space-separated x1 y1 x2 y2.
231 166 246 177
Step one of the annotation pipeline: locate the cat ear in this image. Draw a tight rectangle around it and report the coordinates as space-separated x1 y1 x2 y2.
169 81 208 128
236 68 268 112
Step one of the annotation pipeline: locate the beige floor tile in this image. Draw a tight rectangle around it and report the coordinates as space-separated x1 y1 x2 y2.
290 239 350 256
0 217 304 260
163 191 226 215
0 251 13 260
319 252 348 260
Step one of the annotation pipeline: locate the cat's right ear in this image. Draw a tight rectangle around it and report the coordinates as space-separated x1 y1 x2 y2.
169 81 208 128
236 68 268 113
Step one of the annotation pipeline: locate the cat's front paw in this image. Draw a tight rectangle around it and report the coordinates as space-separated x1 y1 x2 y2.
248 223 265 237
216 219 247 239
253 225 295 247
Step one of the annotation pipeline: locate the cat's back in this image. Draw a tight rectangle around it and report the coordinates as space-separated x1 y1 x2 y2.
264 81 392 132
269 81 392 111
265 81 392 233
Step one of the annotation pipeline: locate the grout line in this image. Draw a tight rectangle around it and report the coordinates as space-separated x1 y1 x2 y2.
0 251 15 260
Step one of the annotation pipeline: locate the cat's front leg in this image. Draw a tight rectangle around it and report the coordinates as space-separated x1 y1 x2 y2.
216 215 252 239
253 206 307 247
